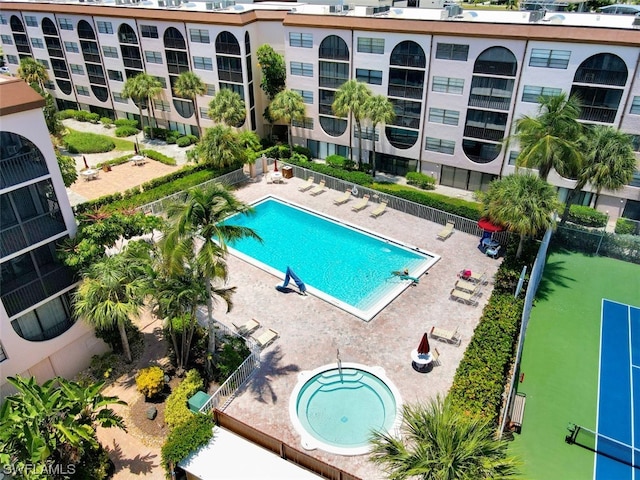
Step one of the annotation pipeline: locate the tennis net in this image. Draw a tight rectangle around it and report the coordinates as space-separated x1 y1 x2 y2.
566 423 640 468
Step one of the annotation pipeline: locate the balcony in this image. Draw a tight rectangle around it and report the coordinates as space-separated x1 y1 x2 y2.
319 77 347 89
579 106 617 124
1 211 66 258
388 85 423 100
574 69 626 87
464 125 505 142
0 151 49 189
164 38 186 50
47 48 64 59
123 58 143 70
468 96 511 111
88 75 106 85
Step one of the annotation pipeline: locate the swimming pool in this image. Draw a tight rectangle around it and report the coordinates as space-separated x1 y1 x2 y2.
223 196 439 320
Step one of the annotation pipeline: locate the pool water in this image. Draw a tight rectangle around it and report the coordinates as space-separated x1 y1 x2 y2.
223 197 438 320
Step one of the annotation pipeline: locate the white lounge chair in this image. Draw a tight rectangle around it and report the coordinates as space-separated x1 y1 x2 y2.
430 326 462 346
232 318 260 336
309 180 326 196
437 221 455 240
333 190 352 205
351 194 370 212
298 177 315 192
253 328 279 348
370 200 388 218
450 288 479 306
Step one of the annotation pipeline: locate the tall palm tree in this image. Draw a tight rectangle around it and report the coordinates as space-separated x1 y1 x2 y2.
482 173 560 258
268 89 306 150
560 126 636 224
370 396 520 480
364 94 395 178
174 71 206 138
17 57 49 91
196 124 246 169
332 80 373 169
122 73 162 139
162 183 261 365
74 248 147 362
513 93 583 181
208 88 246 127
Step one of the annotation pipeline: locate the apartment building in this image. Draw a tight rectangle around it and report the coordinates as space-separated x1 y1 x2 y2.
1 1 639 221
0 77 108 399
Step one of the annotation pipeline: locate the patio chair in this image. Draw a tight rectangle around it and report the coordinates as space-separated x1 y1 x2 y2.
264 173 273 184
455 278 480 294
486 245 501 259
437 221 455 241
232 318 260 336
253 328 279 349
431 348 441 366
333 190 352 205
298 177 315 192
430 326 462 346
309 180 326 196
370 200 388 218
469 271 487 284
351 194 370 212
450 288 479 306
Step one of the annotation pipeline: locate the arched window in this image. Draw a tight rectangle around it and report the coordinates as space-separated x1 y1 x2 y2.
390 41 425 68
0 132 48 188
42 18 57 36
319 35 349 61
215 31 240 55
10 15 25 32
118 23 138 45
77 20 96 40
164 27 186 50
244 31 251 54
56 79 72 95
474 47 517 76
573 53 627 86
320 117 347 137
385 127 418 149
173 98 194 119
91 85 109 102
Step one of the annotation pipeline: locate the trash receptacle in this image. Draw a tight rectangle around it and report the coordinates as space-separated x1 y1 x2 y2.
187 391 211 412
282 166 293 179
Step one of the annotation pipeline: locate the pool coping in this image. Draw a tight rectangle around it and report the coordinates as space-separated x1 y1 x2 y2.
288 362 404 456
224 195 441 321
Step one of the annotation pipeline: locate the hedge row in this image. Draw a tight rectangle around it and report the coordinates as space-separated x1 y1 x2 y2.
164 369 204 430
161 413 214 475
58 109 100 123
64 131 115 154
567 204 608 228
141 149 177 166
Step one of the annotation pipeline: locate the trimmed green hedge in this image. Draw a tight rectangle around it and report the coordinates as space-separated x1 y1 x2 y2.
114 118 139 129
58 109 100 123
164 370 204 431
406 171 436 190
64 131 115 154
115 126 139 137
161 413 214 475
615 218 637 235
141 149 177 166
567 205 608 228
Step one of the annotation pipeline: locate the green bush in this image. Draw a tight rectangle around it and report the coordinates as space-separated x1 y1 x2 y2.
96 153 135 169
114 118 140 129
74 444 114 480
141 149 177 166
144 126 168 140
165 369 204 430
100 117 113 127
187 134 198 144
325 154 347 168
176 136 192 147
567 205 608 228
406 171 436 190
161 413 214 474
115 126 140 137
214 336 251 382
136 366 165 399
63 131 115 154
615 218 636 235
57 109 77 120
293 145 312 159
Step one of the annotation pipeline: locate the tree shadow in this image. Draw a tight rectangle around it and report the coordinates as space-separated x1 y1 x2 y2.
244 346 300 405
117 326 168 390
104 440 158 475
534 258 575 302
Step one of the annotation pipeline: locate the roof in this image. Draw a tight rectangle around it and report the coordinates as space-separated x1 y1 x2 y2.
0 77 46 117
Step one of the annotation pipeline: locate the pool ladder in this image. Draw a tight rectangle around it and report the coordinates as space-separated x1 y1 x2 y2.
337 348 343 382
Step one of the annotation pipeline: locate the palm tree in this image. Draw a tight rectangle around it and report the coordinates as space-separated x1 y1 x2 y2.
370 396 520 480
482 173 560 258
268 89 306 150
332 80 373 168
122 73 162 139
17 57 49 91
560 126 636 224
162 183 261 367
513 93 583 181
74 248 147 362
208 88 246 127
174 71 206 138
364 94 395 178
196 124 246 169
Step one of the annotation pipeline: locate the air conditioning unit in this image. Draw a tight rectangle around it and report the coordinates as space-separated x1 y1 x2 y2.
528 10 544 22
365 6 374 15
633 17 640 28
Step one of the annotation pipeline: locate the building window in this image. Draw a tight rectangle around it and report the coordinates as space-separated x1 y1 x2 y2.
631 96 640 115
356 68 383 85
24 15 37 27
1 34 12 45
508 150 520 166
154 99 171 111
7 55 18 65
31 38 44 49
319 61 348 89
206 83 216 96
319 116 347 137
199 107 210 119
290 61 313 77
319 35 349 61
292 117 314 129
154 76 167 88
293 89 313 104
357 37 384 54
428 108 460 126
64 41 79 53
11 293 74 342
70 64 84 75
58 18 73 31
44 80 54 89
435 43 469 61
289 32 312 48
425 137 455 155
190 28 210 44
108 69 123 81
97 21 113 34
102 46 118 58
37 59 49 69
432 76 464 95
144 51 163 64
529 48 571 69
440 166 497 192
388 69 424 99
76 85 90 96
0 14 6 25
0 342 6 362
193 56 213 71
385 127 418 149
522 85 562 103
219 83 244 99
354 126 378 141
140 25 158 38
113 92 127 103
215 31 240 55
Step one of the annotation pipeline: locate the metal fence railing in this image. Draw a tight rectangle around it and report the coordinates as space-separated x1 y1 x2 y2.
553 224 640 265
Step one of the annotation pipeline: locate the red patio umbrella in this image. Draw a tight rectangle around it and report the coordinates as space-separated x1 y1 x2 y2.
478 217 505 233
273 158 279 172
417 332 430 355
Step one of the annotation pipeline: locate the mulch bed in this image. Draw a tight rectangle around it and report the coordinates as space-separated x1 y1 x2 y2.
129 377 181 439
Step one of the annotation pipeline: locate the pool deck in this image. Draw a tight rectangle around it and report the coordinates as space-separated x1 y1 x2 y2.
210 174 501 479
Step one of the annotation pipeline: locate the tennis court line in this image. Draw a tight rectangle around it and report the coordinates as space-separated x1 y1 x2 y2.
594 298 605 480
626 302 634 480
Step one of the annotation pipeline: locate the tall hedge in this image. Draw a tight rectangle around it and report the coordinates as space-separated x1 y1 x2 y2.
161 413 214 476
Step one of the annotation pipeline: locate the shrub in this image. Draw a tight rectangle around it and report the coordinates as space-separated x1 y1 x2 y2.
74 444 114 480
325 154 348 169
144 126 170 140
615 218 636 235
186 134 198 144
140 149 176 166
567 205 608 228
115 126 140 137
136 366 165 399
406 171 436 190
293 145 312 160
161 413 214 474
114 118 140 129
57 109 77 120
63 131 115 154
176 136 192 147
165 369 204 430
100 117 113 127
96 153 135 169
214 336 251 382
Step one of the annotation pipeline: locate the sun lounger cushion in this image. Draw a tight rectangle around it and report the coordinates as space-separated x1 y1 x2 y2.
254 328 279 348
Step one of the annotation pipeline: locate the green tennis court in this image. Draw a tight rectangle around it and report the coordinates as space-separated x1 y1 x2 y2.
509 250 640 479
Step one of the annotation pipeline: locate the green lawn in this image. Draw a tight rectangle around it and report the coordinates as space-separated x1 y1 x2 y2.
64 128 135 153
510 250 640 479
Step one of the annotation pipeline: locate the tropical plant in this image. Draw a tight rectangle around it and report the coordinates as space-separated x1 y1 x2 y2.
174 71 206 138
56 151 78 187
369 396 520 480
256 44 286 100
268 89 306 150
513 92 583 180
122 73 163 139
332 80 373 168
482 173 560 258
161 413 214 477
136 366 166 399
0 375 125 478
208 88 246 127
162 183 261 371
17 57 49 91
364 94 395 177
194 124 246 169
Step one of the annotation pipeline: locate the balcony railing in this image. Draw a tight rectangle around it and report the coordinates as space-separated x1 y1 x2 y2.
47 48 64 59
1 211 66 258
164 38 186 50
579 106 617 124
468 96 511 111
0 151 49 189
123 58 143 69
464 125 505 142
388 85 423 100
574 69 626 87
319 77 348 89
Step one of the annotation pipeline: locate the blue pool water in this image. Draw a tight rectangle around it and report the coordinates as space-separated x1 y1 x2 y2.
223 197 436 319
